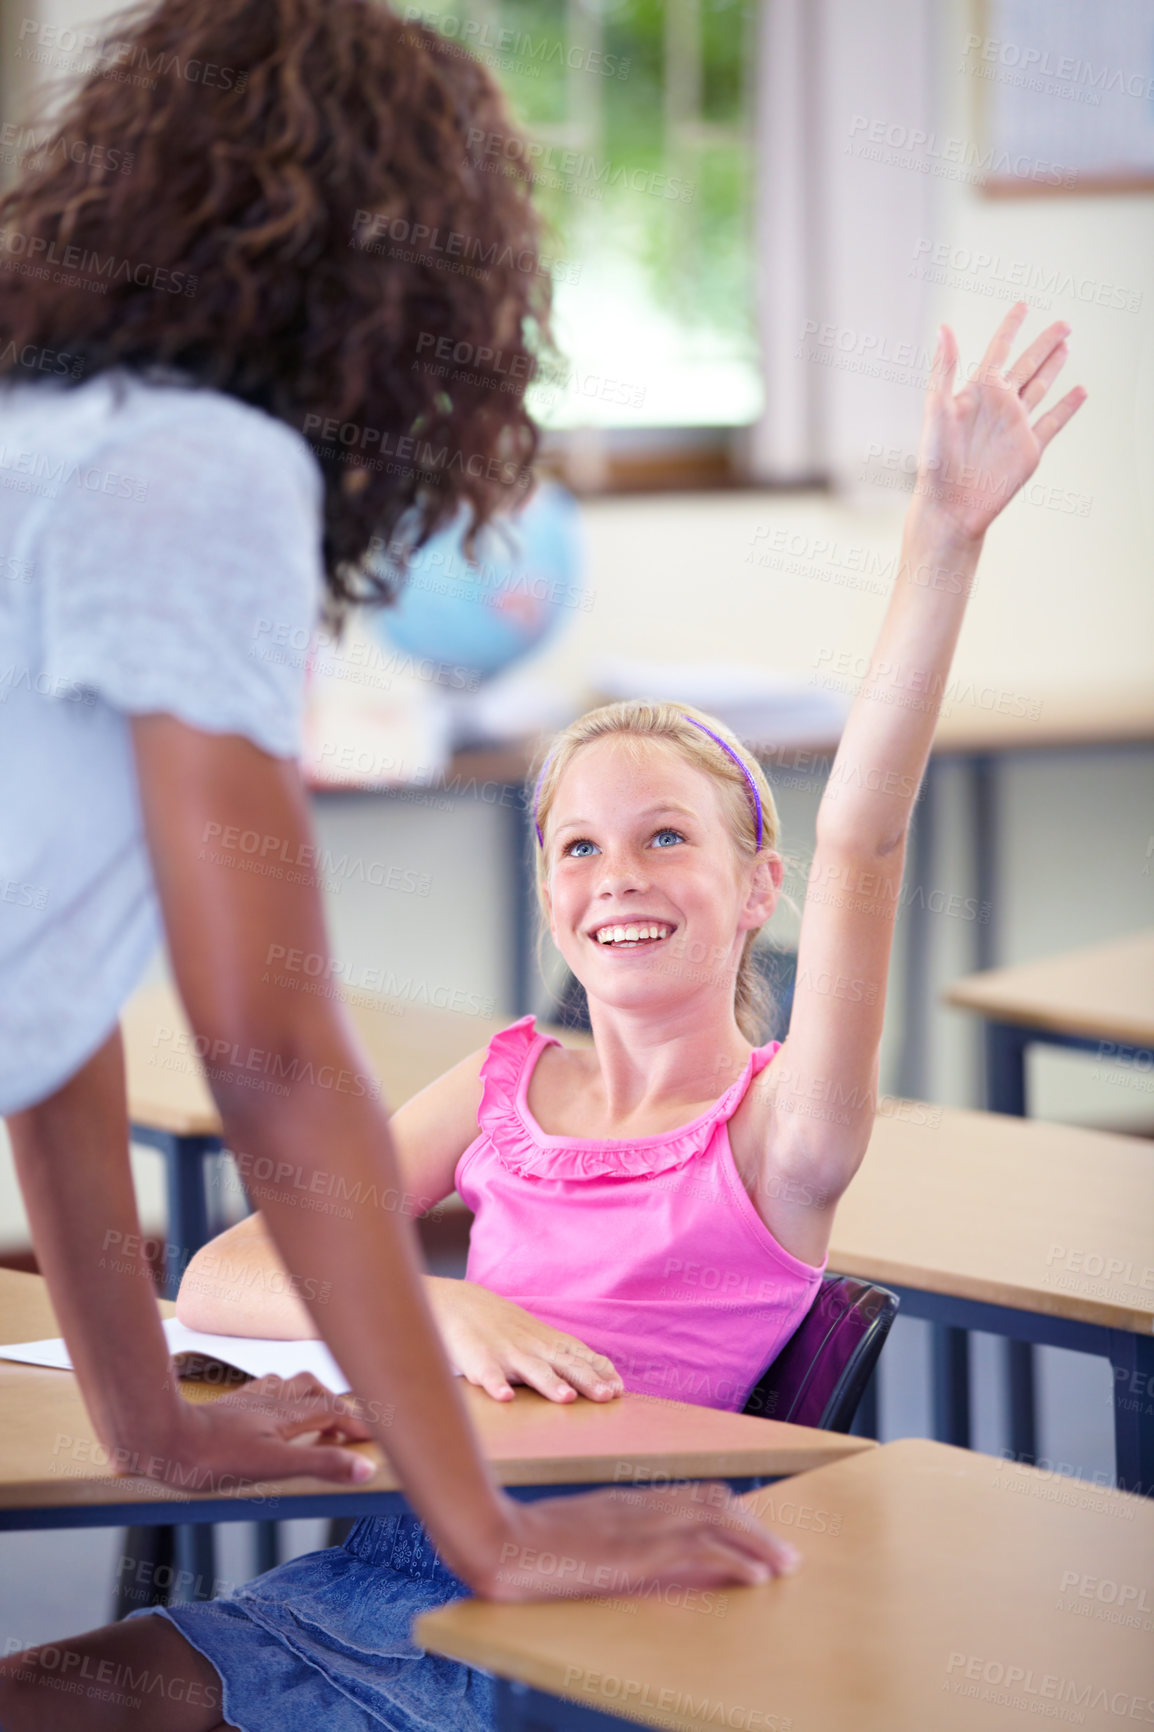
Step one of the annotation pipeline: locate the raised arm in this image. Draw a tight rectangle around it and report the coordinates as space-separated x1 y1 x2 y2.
750 307 1085 1256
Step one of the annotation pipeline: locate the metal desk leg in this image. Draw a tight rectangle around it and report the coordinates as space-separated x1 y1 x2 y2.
165 1132 225 1591
253 1520 280 1576
969 752 997 975
1109 1330 1154 1498
113 1527 217 1615
967 758 1041 1465
931 1325 971 1448
985 1021 1030 1120
112 1525 176 1620
983 1022 1038 1461
175 1523 219 1603
1006 1340 1038 1466
128 1127 224 1300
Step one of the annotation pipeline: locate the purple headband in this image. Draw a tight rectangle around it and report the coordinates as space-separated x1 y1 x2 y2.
533 715 763 851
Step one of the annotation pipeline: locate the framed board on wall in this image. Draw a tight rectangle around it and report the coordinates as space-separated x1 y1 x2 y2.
967 0 1154 193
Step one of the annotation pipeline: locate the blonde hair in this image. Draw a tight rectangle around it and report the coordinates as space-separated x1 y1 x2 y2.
530 699 782 1042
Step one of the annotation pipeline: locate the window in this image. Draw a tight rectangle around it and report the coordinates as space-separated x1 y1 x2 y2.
418 0 761 434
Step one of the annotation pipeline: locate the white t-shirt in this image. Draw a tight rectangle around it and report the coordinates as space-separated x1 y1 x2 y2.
0 370 325 1114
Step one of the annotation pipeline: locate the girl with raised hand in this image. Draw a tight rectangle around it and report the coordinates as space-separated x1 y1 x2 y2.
0 306 1084 1730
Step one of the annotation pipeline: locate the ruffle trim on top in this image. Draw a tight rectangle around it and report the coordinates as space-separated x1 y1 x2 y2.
477 1014 781 1182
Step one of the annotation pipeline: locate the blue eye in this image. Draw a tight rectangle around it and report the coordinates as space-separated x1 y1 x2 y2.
565 839 599 858
652 829 684 848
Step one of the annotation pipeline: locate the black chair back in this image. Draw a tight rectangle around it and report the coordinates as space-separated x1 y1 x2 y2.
742 1274 898 1433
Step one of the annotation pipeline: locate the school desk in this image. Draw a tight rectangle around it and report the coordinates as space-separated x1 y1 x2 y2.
898 690 1154 1101
944 930 1154 1464
0 1269 873 1586
945 929 1154 1119
827 1104 1154 1494
416 1437 1154 1732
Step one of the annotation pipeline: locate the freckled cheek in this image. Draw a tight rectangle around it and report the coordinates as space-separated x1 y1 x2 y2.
549 884 586 943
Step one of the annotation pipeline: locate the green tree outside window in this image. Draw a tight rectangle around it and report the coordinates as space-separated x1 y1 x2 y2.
407 0 761 429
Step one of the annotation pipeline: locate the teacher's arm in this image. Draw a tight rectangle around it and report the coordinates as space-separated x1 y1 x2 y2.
130 714 518 1586
7 1021 374 1484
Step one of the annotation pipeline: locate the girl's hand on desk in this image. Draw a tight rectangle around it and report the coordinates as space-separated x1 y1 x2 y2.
481 1482 799 1602
914 302 1086 544
429 1278 624 1404
154 1372 378 1488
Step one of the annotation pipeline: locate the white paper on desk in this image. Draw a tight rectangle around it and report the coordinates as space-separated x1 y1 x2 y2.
0 1320 352 1394
163 1320 353 1393
0 1320 464 1393
0 1334 75 1373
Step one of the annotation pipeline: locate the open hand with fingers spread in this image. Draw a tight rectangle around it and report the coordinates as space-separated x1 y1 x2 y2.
915 301 1087 543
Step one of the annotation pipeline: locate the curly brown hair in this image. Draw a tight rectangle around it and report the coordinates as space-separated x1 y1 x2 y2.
0 0 557 607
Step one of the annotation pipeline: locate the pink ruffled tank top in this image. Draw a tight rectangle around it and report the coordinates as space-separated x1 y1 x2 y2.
454 1016 827 1413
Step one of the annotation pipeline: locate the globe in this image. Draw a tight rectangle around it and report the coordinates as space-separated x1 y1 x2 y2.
366 480 585 683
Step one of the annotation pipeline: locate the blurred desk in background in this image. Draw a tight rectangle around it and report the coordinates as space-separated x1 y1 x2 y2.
943 930 1154 1467
893 685 1154 1099
830 1102 1154 1489
307 740 545 1018
946 929 1154 1117
122 981 549 1287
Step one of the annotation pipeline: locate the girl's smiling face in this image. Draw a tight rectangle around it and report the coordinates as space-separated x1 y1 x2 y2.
541 734 780 1018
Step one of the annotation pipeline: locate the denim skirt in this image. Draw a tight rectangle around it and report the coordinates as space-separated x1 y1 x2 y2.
136 1516 495 1732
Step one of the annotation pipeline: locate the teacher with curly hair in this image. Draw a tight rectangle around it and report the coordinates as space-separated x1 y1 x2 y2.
0 0 784 1604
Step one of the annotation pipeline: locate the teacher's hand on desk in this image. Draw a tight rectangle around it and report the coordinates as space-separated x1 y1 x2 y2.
141 1370 376 1488
478 1482 800 1602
